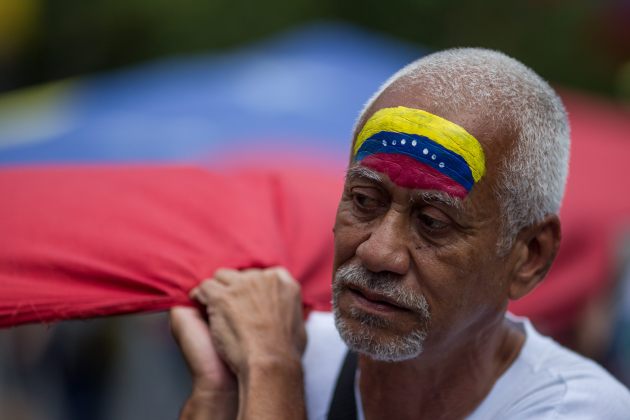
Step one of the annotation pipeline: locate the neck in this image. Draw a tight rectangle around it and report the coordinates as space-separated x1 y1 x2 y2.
359 314 525 420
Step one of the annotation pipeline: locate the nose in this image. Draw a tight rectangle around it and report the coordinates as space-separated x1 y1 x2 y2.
355 209 410 275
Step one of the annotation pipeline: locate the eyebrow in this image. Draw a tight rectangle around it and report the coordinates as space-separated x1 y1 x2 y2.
413 191 464 211
345 165 383 183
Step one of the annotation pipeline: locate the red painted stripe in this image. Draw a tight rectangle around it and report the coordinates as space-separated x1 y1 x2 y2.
360 153 468 198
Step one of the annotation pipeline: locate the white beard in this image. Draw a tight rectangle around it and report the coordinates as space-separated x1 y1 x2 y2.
332 263 431 362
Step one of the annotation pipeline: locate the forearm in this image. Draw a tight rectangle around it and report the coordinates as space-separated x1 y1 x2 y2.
180 388 238 420
238 356 306 420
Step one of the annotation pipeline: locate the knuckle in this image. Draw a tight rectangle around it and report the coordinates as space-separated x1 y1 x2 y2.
243 267 263 275
201 282 224 303
244 268 264 280
287 282 301 296
273 267 296 284
214 268 237 279
199 279 213 290
259 268 277 283
198 281 218 298
287 276 301 291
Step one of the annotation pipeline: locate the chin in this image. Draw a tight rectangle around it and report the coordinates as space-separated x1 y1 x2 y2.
332 303 428 362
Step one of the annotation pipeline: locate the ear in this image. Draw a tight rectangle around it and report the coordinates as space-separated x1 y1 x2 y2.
508 214 562 300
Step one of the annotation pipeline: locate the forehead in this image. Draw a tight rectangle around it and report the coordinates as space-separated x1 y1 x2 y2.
351 106 487 201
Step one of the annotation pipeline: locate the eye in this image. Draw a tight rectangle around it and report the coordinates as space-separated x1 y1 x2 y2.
352 192 381 210
348 187 386 217
417 210 450 233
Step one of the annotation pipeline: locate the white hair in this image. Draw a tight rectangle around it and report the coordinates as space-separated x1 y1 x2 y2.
355 48 570 253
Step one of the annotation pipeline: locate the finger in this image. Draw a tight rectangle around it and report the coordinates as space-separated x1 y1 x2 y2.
206 312 240 374
272 266 297 285
192 278 227 301
273 267 302 300
169 306 208 342
195 279 229 309
240 267 265 277
189 286 209 305
213 268 240 285
169 307 222 380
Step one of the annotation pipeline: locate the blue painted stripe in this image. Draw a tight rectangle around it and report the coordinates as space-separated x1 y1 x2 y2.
355 131 474 190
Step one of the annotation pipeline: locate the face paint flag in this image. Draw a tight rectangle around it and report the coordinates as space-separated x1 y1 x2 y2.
353 106 486 198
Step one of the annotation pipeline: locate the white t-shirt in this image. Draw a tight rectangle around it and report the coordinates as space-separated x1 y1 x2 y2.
302 311 630 419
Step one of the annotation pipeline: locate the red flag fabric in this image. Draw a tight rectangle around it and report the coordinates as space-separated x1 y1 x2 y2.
0 163 343 327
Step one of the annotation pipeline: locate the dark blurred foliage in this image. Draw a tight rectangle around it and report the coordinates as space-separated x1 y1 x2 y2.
0 0 628 99
337 0 630 98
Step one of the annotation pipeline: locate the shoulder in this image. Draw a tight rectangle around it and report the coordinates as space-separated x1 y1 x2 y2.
302 311 348 420
534 345 630 419
471 316 630 419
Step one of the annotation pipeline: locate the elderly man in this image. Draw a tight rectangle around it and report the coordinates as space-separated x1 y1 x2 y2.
170 48 630 419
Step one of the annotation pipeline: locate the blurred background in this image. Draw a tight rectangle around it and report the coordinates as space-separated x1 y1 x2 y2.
1 0 630 98
1 1 629 419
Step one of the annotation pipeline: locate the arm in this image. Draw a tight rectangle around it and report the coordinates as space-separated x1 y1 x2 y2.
191 267 307 420
238 351 306 420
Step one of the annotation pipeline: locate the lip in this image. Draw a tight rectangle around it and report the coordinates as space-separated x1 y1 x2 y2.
347 286 409 313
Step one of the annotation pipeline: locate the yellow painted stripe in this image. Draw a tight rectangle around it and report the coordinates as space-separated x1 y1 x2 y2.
354 106 486 182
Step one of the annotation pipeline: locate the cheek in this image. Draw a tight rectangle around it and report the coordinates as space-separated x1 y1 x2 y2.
412 250 490 342
414 243 486 305
430 246 506 321
333 206 371 269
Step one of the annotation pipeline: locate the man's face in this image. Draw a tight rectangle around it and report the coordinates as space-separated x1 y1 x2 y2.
332 101 513 362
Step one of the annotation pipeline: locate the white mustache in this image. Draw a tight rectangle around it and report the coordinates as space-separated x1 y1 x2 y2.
334 264 430 317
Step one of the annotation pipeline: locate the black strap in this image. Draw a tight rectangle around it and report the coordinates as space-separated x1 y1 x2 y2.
327 351 359 420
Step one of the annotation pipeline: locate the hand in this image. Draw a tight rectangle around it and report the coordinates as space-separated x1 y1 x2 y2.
190 267 307 378
170 306 237 420
190 267 308 420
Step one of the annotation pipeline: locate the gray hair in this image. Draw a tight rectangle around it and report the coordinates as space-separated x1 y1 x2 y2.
354 48 570 253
